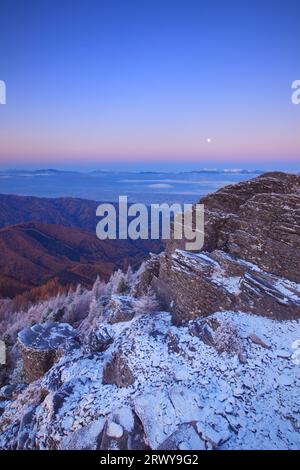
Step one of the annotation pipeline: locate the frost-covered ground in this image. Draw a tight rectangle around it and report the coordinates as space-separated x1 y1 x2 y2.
1 308 299 450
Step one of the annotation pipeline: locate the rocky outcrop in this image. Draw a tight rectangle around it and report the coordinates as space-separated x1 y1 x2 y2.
106 296 135 324
18 323 79 382
152 250 300 324
140 172 300 323
169 172 300 281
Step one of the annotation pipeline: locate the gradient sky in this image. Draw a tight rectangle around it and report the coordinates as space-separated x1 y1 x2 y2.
0 0 299 168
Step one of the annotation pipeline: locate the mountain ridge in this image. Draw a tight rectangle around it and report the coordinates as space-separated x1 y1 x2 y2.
0 219 162 298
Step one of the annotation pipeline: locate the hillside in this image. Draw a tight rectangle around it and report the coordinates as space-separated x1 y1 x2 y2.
0 194 163 298
0 221 162 298
0 194 104 231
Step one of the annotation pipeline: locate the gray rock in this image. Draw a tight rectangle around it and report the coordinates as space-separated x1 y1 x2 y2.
103 351 135 388
60 418 106 450
158 423 206 450
85 327 113 354
276 349 291 359
150 173 300 323
248 333 271 349
107 297 135 324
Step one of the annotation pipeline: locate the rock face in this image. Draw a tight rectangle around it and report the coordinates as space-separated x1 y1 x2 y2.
202 172 300 281
107 296 135 324
18 323 79 382
137 172 300 323
152 249 300 324
169 172 300 281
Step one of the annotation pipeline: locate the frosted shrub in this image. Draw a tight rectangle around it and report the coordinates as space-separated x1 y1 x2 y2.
124 265 137 286
47 292 67 313
133 288 159 315
214 320 241 354
0 300 14 338
0 277 110 342
78 296 104 336
107 269 126 295
116 277 129 295
107 266 137 295
91 276 108 299
63 287 93 324
0 301 47 343
0 310 27 342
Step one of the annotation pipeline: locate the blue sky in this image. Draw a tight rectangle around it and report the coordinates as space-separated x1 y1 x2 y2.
0 0 299 168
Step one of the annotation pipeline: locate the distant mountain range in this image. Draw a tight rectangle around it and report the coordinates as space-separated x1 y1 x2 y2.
0 168 266 177
1 168 298 206
0 193 101 230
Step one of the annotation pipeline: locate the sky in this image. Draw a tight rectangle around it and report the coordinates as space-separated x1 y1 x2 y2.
0 0 299 169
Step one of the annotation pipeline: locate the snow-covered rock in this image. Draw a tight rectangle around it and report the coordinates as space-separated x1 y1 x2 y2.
0 310 299 450
18 322 79 382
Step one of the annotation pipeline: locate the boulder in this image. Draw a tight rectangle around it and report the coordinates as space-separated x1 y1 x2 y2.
60 418 106 450
110 406 147 450
18 322 79 382
85 326 113 353
102 350 135 388
99 420 128 450
134 387 203 449
107 296 135 324
158 423 206 450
